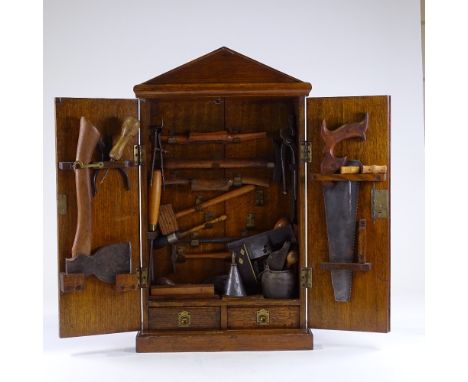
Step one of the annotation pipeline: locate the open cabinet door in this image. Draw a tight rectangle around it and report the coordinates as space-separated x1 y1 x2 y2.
306 96 390 332
55 98 141 337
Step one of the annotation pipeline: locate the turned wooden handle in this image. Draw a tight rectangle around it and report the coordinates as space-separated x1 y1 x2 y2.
148 170 162 231
161 131 267 144
109 116 140 161
286 250 299 268
165 160 275 169
321 114 368 174
71 117 101 258
362 165 387 174
357 219 367 263
175 185 255 219
179 214 228 238
183 252 231 260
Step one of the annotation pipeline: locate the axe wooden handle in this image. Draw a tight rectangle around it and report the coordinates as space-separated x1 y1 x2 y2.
161 131 267 144
71 117 101 258
148 170 162 231
165 159 275 169
109 116 139 161
175 185 255 219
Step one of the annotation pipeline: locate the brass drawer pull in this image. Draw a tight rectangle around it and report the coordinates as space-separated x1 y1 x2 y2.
178 310 191 327
256 308 270 326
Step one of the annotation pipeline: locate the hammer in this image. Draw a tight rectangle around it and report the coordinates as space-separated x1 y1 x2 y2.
158 185 255 235
66 117 132 284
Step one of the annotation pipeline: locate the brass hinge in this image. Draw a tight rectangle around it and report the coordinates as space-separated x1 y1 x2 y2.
137 267 148 288
300 267 312 288
133 145 144 165
300 141 312 163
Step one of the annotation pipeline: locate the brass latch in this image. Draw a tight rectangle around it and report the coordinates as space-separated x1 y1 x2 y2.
178 311 191 327
300 141 312 163
300 267 312 288
371 189 389 219
256 308 270 326
136 267 148 288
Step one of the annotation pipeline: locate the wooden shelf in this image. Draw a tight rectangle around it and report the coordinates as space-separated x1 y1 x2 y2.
311 173 386 182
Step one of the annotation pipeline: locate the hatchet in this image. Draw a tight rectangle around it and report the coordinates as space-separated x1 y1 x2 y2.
65 116 132 284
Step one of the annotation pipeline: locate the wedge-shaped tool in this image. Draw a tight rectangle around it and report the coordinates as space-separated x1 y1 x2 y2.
66 117 132 284
320 115 368 302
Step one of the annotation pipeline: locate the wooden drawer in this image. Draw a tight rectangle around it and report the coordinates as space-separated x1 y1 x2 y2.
227 306 300 329
148 307 221 330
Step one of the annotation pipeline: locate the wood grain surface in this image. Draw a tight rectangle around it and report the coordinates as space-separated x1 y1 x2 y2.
306 96 390 332
227 306 300 329
55 98 141 337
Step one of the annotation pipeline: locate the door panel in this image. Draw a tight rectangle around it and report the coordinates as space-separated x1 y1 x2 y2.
307 96 390 332
55 98 141 337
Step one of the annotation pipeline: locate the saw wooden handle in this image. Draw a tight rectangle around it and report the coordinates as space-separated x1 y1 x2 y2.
109 116 139 161
176 185 255 219
320 114 368 174
148 170 162 231
72 117 101 258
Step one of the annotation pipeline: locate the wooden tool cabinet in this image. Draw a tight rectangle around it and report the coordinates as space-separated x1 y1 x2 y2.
55 47 390 352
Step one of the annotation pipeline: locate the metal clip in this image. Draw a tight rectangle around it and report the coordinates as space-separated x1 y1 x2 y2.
72 160 104 170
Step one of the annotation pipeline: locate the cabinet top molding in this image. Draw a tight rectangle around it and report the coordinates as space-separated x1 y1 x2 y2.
133 47 312 98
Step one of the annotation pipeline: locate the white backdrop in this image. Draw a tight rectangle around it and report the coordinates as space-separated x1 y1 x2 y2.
43 0 424 380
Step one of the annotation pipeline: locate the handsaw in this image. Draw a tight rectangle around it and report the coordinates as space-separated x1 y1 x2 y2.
320 114 368 302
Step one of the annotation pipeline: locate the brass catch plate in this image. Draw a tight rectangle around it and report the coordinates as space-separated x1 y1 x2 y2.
371 189 389 219
178 310 191 328
256 308 270 326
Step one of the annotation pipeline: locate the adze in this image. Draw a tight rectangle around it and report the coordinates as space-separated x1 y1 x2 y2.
66 116 132 284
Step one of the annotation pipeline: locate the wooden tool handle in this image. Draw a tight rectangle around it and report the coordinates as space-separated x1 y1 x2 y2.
165 159 275 170
71 117 101 258
362 165 387 174
286 250 299 268
357 219 367 263
109 116 139 161
176 185 255 218
162 131 267 144
320 114 368 174
183 252 231 260
148 170 162 231
179 214 228 239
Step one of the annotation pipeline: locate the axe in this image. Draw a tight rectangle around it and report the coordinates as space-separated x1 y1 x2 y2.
66 116 132 284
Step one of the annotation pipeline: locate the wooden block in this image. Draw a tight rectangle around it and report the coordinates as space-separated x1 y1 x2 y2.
60 272 85 293
158 204 178 235
362 165 387 174
340 166 360 174
115 273 139 292
150 284 215 299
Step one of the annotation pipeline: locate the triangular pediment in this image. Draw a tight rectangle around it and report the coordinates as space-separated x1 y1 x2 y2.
140 47 303 85
134 47 311 98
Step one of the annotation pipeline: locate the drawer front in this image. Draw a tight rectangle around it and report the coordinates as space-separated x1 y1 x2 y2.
227 306 300 329
149 307 220 330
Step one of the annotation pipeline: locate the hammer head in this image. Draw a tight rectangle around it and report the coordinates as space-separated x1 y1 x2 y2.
66 242 132 284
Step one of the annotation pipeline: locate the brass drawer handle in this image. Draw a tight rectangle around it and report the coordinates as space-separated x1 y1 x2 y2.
178 310 191 328
256 308 270 326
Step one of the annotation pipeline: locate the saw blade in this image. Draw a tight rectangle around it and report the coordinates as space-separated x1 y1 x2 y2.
323 160 360 302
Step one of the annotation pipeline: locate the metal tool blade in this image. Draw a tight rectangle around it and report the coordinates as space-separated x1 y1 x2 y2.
323 160 360 302
66 242 132 284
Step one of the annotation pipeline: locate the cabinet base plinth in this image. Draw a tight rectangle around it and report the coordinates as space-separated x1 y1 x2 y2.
136 328 313 352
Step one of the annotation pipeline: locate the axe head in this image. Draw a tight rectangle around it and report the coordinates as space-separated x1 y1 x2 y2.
66 242 132 284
